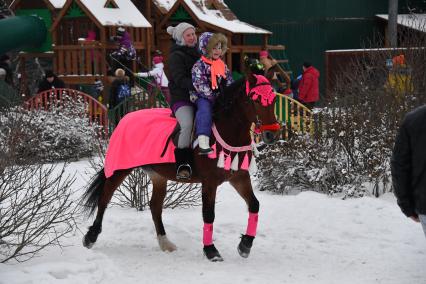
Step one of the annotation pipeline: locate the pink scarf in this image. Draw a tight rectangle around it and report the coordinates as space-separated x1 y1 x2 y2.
201 56 226 90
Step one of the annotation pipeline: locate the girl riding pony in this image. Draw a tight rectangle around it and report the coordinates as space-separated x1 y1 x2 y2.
191 32 233 154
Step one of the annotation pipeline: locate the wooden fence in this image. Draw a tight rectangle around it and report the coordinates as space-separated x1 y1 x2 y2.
275 93 314 138
24 87 315 141
25 88 108 134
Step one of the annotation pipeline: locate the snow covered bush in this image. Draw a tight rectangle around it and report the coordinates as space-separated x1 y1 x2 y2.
257 29 426 198
0 110 80 263
0 99 101 162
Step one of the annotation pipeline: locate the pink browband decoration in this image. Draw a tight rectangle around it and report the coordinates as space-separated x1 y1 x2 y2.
245 74 276 106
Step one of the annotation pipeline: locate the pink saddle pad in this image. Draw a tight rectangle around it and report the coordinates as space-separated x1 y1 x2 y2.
104 108 177 178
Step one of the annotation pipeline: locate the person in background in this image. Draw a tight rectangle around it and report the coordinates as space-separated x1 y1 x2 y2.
94 78 104 100
108 68 130 110
0 54 13 86
259 50 291 94
297 62 320 110
37 70 65 93
134 54 170 104
291 74 302 101
0 68 6 82
110 27 136 63
110 27 136 85
391 105 426 239
166 22 200 180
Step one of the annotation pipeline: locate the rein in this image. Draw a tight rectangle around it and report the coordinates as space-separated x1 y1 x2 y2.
212 124 253 152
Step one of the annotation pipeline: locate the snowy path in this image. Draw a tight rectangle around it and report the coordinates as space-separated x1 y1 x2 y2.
1 162 425 284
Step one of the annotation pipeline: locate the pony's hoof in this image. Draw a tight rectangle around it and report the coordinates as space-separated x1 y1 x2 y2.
157 235 177 252
237 234 255 258
203 244 224 262
83 234 95 249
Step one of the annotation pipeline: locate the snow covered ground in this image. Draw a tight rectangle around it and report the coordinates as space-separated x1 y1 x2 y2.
1 161 425 284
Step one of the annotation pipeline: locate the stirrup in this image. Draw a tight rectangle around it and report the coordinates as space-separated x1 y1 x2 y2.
176 164 192 180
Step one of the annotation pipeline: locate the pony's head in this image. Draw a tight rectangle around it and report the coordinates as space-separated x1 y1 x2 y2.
217 72 280 145
244 73 280 144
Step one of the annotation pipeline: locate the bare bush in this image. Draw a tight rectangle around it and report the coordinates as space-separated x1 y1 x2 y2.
88 140 201 211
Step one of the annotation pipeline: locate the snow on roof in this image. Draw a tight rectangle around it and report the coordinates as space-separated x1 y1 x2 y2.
47 0 66 9
376 13 426 33
154 0 271 34
326 47 416 53
79 0 152 28
153 0 177 12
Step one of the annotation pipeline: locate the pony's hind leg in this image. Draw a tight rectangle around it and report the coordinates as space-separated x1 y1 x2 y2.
229 172 259 258
82 169 131 248
149 173 177 252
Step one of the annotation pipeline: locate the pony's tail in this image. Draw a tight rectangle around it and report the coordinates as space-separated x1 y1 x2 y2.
81 168 106 217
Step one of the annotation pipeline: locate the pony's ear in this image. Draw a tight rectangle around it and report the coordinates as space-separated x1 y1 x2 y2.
247 72 257 86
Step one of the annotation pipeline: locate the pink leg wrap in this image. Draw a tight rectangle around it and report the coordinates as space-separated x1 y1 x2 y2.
246 212 258 237
203 223 214 246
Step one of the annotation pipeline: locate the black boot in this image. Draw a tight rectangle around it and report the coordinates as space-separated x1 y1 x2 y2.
203 244 224 262
237 234 255 258
174 148 193 180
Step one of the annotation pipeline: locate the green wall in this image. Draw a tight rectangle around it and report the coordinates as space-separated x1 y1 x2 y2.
227 0 426 96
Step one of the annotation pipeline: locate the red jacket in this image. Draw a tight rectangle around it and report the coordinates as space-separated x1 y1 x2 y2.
298 66 320 103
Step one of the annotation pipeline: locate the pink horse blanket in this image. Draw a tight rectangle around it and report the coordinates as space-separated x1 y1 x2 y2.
104 108 176 178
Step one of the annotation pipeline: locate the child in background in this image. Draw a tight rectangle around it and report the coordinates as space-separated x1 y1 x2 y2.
191 32 233 154
134 54 170 104
94 78 104 101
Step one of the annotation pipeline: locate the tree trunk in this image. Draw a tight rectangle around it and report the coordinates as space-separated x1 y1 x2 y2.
388 0 399 47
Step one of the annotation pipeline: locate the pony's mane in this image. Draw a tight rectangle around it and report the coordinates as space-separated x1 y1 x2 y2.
213 77 246 118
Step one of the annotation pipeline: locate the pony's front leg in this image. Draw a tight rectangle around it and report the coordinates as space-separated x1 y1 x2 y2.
229 172 259 258
201 182 223 262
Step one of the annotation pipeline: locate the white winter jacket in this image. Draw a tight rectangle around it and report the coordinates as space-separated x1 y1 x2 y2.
136 63 169 88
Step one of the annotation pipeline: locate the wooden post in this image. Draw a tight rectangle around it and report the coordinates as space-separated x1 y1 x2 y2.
145 0 153 66
100 27 108 102
227 35 232 69
146 28 152 67
263 34 269 49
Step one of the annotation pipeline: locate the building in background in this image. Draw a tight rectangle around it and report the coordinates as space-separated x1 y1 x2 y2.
226 0 426 98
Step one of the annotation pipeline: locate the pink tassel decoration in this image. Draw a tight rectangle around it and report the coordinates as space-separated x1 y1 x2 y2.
240 153 250 170
251 141 260 157
249 157 257 173
217 151 225 168
208 143 217 159
231 153 239 171
224 153 232 170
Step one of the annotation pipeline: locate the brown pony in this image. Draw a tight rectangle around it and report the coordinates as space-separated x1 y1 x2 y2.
82 72 280 262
